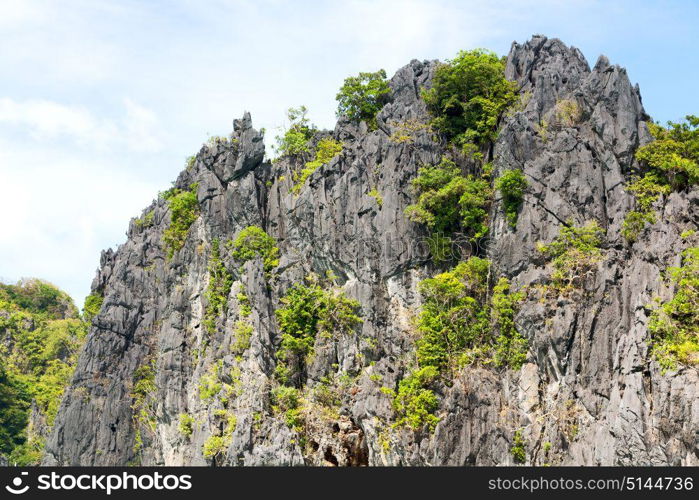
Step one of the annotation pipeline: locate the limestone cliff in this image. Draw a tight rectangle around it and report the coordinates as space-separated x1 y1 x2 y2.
45 35 698 466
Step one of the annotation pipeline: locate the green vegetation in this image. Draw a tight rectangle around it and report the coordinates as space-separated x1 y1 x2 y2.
537 221 604 291
291 138 343 194
336 69 391 130
422 49 517 155
636 116 698 189
199 362 223 402
382 366 439 432
621 209 657 242
271 386 304 432
275 106 316 158
622 173 670 242
405 156 492 248
495 169 528 227
131 360 157 456
275 275 362 385
178 413 194 438
231 320 253 355
202 413 236 460
388 119 432 144
415 257 491 372
511 429 526 463
203 240 233 335
198 360 239 406
230 282 253 357
0 279 77 318
368 188 383 207
648 247 699 371
536 119 549 142
230 226 279 274
492 278 528 369
0 362 30 460
406 49 522 251
624 116 698 241
386 257 528 432
82 293 103 323
198 360 239 462
0 280 87 464
162 183 200 259
134 210 154 229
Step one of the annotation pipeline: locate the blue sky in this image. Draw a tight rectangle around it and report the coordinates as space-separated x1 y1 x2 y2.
1 0 697 307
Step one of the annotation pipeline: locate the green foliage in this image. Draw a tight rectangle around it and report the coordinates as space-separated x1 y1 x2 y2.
511 429 526 463
202 435 225 459
536 119 549 142
0 279 77 319
422 49 517 153
131 360 157 435
162 184 199 259
275 106 316 158
0 282 87 461
202 413 236 460
414 257 528 373
387 258 528 432
203 240 233 335
622 172 670 242
415 257 491 372
635 116 699 189
178 413 194 438
648 247 699 371
3 318 85 427
134 210 154 229
271 386 304 431
383 366 440 432
291 138 343 194
275 275 362 385
82 293 104 323
537 221 604 291
630 173 672 212
336 69 391 129
492 278 527 369
624 116 699 240
230 226 279 274
388 119 432 144
8 437 44 466
231 320 253 354
237 291 251 317
621 210 656 242
0 363 30 457
368 188 383 207
495 169 527 227
199 362 223 402
405 157 492 247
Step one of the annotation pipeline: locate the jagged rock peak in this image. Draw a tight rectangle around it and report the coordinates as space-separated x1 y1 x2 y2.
44 35 697 467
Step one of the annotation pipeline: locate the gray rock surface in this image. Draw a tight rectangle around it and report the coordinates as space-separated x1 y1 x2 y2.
45 36 698 466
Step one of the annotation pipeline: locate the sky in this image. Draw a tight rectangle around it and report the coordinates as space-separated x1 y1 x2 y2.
1 0 697 308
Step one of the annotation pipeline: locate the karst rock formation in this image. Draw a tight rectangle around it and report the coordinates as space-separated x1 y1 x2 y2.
45 35 698 466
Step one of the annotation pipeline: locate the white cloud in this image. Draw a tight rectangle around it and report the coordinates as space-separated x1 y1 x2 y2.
0 97 164 152
0 137 161 306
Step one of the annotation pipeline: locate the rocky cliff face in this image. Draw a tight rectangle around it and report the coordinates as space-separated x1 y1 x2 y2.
45 35 698 466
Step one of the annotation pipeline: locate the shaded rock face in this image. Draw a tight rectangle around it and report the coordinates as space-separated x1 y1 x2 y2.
46 36 697 466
